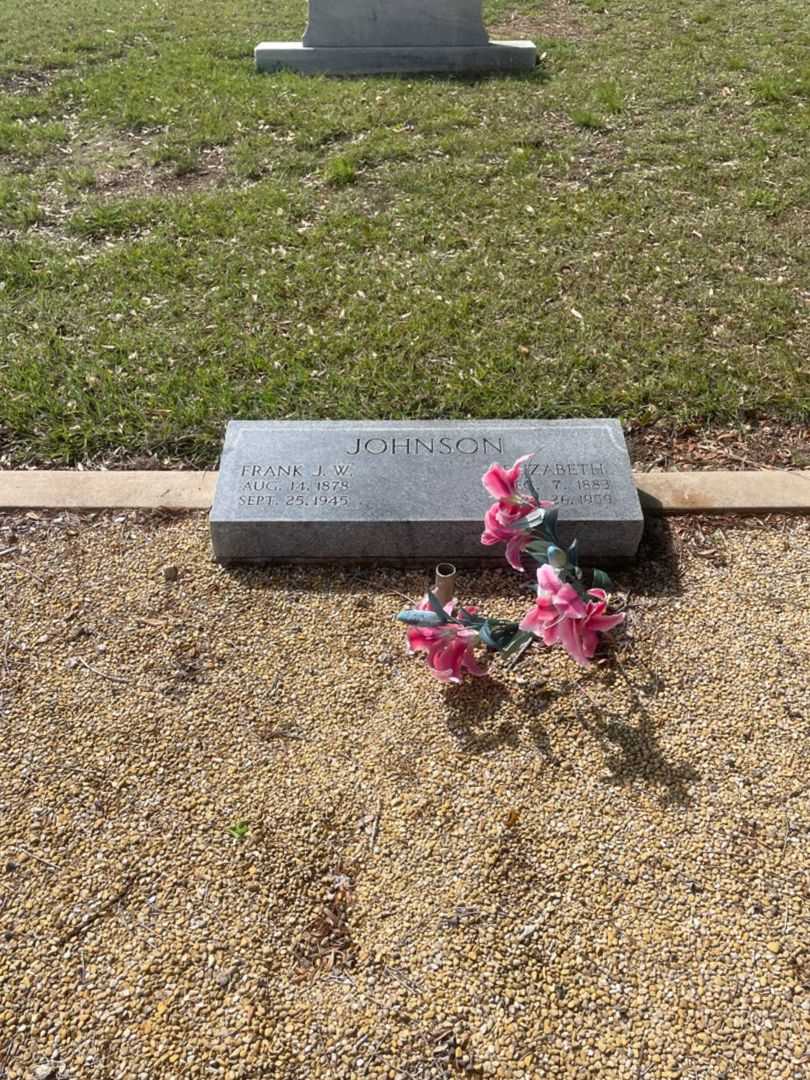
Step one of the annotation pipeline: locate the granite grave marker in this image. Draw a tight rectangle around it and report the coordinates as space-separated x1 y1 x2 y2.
256 0 536 76
210 420 644 565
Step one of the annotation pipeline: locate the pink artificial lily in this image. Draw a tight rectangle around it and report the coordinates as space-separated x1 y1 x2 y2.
407 596 486 684
481 502 534 572
482 453 534 503
520 564 624 666
480 454 554 572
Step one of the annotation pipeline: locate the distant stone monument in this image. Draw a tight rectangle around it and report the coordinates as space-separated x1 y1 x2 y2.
256 0 536 75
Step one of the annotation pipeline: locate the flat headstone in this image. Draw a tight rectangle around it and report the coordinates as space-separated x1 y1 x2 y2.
210 420 644 565
256 0 536 75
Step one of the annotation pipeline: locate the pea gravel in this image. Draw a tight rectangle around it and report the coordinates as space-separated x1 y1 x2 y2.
1 511 808 1080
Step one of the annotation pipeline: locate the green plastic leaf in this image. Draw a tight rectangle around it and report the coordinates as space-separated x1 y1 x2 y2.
547 545 568 569
509 505 548 531
591 568 614 591
425 590 451 621
501 629 535 666
478 619 521 651
523 506 547 530
396 610 443 626
526 539 553 566
567 539 579 567
542 508 560 544
563 572 590 601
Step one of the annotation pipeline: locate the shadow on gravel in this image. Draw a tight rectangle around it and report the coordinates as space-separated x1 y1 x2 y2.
442 679 518 754
577 665 701 810
626 513 683 599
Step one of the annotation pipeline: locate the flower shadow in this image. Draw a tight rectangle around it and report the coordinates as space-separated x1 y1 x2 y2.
577 661 700 808
510 644 699 807
442 678 519 754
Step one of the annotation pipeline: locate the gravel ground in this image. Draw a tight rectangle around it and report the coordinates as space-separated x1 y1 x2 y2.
1 512 808 1080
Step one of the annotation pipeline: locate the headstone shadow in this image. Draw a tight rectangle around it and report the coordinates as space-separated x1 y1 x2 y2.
625 514 683 599
262 65 551 85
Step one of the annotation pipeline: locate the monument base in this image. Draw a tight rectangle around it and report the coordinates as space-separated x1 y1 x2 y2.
254 41 537 76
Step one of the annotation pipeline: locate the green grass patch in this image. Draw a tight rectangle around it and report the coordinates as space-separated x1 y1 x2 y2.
570 107 607 130
0 0 808 466
0 176 45 229
324 156 357 187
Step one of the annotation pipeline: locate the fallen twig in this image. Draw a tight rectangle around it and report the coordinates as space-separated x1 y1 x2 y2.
56 872 138 948
77 657 130 685
15 846 61 872
369 797 382 852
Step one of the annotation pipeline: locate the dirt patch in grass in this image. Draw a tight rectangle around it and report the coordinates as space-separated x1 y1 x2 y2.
0 69 54 95
2 421 806 474
628 420 810 471
489 0 591 42
94 146 231 198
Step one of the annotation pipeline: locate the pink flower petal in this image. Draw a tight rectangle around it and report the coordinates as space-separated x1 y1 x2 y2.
519 594 557 634
588 611 625 633
482 463 516 501
505 534 530 572
537 563 562 595
580 626 600 660
555 583 588 619
482 454 534 501
559 617 590 666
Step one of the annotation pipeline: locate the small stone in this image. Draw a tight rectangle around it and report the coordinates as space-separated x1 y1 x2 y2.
766 941 781 954
32 1066 56 1080
163 565 179 582
214 966 238 989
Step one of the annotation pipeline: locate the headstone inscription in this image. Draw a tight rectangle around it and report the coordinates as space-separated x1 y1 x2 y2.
256 0 536 76
210 420 644 565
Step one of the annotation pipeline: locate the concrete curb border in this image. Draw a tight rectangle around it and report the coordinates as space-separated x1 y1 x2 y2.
635 471 810 514
0 470 809 514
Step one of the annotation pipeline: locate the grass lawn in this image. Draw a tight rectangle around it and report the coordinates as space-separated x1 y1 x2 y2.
0 0 808 466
